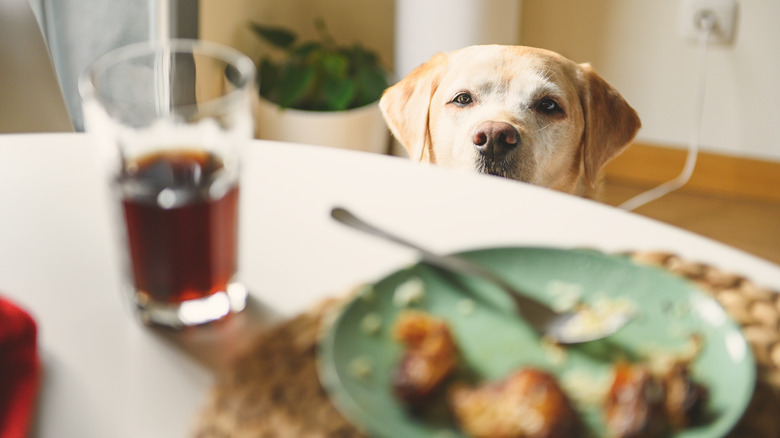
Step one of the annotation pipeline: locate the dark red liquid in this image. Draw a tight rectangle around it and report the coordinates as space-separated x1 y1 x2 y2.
119 150 238 304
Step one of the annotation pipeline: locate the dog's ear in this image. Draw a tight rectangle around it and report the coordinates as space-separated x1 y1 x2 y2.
380 52 448 161
578 63 641 186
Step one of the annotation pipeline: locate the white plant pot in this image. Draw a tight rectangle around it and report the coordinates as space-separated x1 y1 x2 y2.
253 96 389 154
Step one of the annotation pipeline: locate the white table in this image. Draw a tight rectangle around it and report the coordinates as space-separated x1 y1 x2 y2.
2 133 779 438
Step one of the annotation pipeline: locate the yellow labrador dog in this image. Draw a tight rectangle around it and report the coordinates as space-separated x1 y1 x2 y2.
380 45 641 198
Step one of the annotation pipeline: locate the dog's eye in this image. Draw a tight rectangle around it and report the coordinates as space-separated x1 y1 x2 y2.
536 98 562 114
452 92 473 106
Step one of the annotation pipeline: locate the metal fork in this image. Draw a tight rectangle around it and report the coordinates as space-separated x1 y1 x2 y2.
331 206 632 344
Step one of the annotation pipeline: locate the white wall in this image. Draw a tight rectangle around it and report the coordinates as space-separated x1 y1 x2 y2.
520 0 780 161
201 0 780 161
394 0 521 80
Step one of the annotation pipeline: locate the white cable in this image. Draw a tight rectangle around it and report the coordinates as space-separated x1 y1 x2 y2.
619 13 716 211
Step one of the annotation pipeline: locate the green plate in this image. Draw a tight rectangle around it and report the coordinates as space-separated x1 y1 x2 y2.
317 247 755 437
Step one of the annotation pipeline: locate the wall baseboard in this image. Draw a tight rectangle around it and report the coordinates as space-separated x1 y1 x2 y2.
604 142 780 203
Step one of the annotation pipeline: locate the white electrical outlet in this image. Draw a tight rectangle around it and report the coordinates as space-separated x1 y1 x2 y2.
679 0 738 44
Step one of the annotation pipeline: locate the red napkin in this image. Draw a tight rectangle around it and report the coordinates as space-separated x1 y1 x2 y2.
0 296 40 438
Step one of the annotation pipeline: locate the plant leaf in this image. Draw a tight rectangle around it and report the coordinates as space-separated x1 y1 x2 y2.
258 57 279 100
250 23 296 49
321 76 356 111
292 42 323 59
321 52 349 79
250 20 389 110
276 64 316 108
344 44 378 70
355 64 389 106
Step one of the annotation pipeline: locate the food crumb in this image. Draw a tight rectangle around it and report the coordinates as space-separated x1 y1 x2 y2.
393 277 425 307
348 356 373 380
546 280 584 312
560 369 610 407
456 298 476 315
643 333 704 374
360 312 383 335
558 294 637 341
664 299 692 318
358 285 376 302
541 337 567 365
591 293 637 317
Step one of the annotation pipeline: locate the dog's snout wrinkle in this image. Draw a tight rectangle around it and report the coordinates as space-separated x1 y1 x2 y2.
473 121 520 159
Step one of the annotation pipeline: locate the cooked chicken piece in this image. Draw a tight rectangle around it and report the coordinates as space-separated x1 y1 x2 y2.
448 368 581 438
392 310 459 403
662 361 708 429
605 359 709 437
605 361 667 438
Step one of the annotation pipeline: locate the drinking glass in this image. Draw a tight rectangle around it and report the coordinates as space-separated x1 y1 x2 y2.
79 39 256 328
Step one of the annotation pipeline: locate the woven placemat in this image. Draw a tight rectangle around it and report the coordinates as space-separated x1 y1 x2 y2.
193 252 780 438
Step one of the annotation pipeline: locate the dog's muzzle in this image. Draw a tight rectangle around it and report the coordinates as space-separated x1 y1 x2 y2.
472 121 519 161
473 121 524 179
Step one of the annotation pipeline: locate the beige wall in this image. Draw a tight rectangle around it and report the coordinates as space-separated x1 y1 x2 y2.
201 0 780 161
200 0 395 69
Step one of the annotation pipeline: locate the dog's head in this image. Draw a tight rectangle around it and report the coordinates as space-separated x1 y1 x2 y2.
380 45 641 195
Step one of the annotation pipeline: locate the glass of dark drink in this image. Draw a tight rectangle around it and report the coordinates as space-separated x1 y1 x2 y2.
79 40 255 328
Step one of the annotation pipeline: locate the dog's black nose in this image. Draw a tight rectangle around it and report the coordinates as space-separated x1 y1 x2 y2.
473 121 519 159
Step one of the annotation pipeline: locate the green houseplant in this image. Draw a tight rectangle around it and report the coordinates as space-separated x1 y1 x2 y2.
250 19 390 111
249 19 391 153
